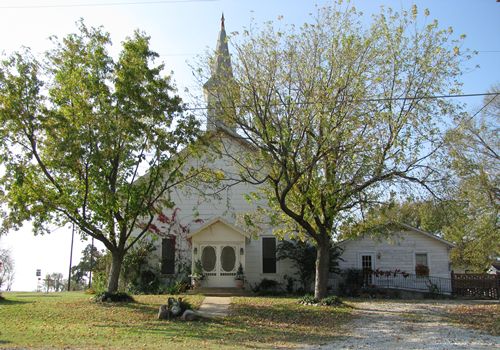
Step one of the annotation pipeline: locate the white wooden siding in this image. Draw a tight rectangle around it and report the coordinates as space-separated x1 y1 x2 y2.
145 134 294 287
337 229 452 279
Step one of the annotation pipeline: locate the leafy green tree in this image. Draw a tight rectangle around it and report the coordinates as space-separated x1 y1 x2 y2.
442 85 499 271
51 272 65 292
120 240 158 293
0 21 200 292
205 3 467 298
277 239 342 292
71 244 104 288
0 248 15 292
343 200 457 237
42 273 66 292
344 86 500 274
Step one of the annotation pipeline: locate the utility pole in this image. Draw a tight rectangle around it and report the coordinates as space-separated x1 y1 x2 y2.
67 223 75 291
88 237 94 289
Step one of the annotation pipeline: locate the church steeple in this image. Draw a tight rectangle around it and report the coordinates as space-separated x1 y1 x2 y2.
212 13 232 80
204 14 237 131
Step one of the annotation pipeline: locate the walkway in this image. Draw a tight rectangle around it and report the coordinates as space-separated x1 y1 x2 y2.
198 296 231 318
307 301 499 350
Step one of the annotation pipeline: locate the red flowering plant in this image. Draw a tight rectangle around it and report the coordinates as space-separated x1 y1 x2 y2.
138 207 204 277
415 264 429 276
370 268 410 278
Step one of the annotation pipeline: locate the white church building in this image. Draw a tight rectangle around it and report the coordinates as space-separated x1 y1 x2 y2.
145 16 453 291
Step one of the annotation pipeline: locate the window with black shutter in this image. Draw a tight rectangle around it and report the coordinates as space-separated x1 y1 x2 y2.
161 237 175 274
262 237 276 274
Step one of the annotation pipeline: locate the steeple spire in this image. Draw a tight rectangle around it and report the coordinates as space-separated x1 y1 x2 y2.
212 12 232 80
203 14 238 131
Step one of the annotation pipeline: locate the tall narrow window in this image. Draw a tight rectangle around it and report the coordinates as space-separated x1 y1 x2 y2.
161 237 175 274
262 237 276 274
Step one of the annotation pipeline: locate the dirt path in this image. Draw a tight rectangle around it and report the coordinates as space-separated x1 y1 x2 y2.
308 300 499 350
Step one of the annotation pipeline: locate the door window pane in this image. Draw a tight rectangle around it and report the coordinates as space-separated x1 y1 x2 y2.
361 255 373 285
201 246 216 272
362 255 372 271
221 246 236 272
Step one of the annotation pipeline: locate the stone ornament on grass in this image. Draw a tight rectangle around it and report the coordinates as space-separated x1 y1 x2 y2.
181 309 199 321
157 297 200 321
157 304 171 320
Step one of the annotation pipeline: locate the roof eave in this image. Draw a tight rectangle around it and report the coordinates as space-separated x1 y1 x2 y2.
187 216 251 239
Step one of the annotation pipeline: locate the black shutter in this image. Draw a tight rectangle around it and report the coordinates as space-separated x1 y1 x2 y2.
161 238 175 274
262 237 276 273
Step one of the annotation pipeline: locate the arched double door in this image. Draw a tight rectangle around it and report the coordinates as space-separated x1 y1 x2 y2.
200 244 241 287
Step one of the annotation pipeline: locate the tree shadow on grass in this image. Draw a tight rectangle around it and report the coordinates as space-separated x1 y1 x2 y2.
95 300 159 316
0 298 31 305
121 301 159 315
14 293 61 297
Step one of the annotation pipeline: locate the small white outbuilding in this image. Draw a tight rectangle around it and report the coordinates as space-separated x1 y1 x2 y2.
337 223 454 279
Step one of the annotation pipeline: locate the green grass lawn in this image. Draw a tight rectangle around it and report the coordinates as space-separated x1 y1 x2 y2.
0 292 351 349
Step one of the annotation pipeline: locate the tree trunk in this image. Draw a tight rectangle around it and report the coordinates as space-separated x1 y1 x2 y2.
314 241 330 299
107 249 124 293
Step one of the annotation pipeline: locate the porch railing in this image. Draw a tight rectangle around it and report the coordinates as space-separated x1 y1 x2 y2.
330 270 500 299
371 273 452 294
329 269 452 295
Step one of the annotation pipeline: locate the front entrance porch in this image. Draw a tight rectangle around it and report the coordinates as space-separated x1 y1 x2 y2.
188 217 250 288
199 244 243 287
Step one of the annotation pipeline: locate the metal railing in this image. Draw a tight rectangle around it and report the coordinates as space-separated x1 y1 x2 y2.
329 269 452 295
371 273 452 294
330 270 499 299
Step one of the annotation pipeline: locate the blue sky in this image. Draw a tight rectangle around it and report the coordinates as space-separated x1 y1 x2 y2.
0 0 498 291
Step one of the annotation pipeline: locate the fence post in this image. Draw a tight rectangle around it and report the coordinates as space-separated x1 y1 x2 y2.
450 270 455 297
495 272 500 300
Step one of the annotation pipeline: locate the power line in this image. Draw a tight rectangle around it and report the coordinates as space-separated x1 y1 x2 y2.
184 92 500 111
459 92 499 126
437 92 499 156
0 0 216 9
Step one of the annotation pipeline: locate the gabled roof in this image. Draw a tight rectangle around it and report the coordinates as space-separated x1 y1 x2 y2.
202 124 256 150
187 216 251 239
338 222 455 248
398 223 455 247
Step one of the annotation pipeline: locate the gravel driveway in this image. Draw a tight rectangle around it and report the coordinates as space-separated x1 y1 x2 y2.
307 300 499 350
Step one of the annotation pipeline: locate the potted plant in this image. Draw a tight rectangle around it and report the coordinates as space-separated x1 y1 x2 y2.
190 260 205 289
235 263 245 289
415 264 429 277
